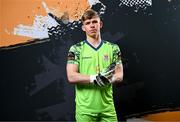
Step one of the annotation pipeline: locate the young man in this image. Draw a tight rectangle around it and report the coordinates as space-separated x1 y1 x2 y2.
66 9 123 122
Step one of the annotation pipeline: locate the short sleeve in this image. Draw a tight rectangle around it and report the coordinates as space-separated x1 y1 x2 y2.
67 45 80 65
112 44 122 65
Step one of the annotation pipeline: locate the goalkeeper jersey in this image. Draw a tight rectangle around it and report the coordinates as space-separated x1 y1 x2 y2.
67 40 122 113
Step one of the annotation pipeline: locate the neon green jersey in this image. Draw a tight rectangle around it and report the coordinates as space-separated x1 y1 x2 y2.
67 40 122 113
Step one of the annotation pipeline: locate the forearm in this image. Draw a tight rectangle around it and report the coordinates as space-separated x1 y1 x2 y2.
67 72 90 84
112 64 123 83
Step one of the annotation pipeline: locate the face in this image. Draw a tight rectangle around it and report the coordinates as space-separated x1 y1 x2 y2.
82 17 103 38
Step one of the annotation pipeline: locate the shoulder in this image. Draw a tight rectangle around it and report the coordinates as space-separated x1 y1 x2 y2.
69 41 85 50
103 40 119 48
74 41 85 47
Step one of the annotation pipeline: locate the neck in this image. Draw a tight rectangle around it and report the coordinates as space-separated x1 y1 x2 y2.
86 34 101 48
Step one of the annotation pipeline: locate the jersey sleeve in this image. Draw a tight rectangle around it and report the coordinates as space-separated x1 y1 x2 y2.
67 45 80 65
112 44 122 65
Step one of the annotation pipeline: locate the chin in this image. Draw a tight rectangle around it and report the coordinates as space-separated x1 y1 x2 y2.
90 35 97 38
89 33 97 37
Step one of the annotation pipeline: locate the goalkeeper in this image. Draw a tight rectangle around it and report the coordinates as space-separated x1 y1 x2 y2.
66 9 123 122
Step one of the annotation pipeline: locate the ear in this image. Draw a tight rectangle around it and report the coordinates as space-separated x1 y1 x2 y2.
82 25 85 31
100 21 103 28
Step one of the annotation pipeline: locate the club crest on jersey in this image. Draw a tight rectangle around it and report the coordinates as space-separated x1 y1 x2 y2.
103 55 109 61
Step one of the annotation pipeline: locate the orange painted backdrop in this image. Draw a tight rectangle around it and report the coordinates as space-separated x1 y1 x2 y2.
0 0 89 47
143 111 180 121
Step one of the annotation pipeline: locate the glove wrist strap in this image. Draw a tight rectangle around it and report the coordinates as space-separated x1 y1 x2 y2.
90 75 96 83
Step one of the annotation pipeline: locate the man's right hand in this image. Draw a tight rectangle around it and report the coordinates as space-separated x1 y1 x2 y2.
90 68 115 86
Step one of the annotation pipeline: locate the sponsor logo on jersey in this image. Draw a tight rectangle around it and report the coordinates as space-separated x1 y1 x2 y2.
82 56 92 59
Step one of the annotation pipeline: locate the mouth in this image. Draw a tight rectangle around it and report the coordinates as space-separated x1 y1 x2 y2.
90 29 97 33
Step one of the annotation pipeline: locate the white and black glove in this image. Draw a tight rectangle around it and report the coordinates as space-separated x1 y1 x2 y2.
90 63 116 86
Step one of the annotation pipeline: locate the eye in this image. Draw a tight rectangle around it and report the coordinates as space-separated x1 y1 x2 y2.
85 22 90 25
92 20 98 24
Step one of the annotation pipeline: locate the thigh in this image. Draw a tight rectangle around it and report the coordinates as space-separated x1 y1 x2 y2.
76 111 98 122
99 110 118 122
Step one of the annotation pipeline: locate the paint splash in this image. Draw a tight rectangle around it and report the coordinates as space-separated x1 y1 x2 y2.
13 0 106 40
1 0 152 48
119 0 152 7
14 15 59 39
13 0 151 40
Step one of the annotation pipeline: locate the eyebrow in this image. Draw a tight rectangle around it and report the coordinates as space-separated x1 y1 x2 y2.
84 20 98 25
92 20 98 23
84 21 91 25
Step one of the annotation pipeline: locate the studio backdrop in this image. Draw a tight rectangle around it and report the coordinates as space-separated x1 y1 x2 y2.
1 0 180 121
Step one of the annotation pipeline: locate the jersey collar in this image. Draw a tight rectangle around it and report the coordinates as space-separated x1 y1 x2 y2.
84 39 103 51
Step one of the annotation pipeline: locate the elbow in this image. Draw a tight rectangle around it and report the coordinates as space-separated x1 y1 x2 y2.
117 77 123 82
120 76 123 82
67 76 74 84
67 74 76 84
120 73 124 81
120 73 124 82
117 73 124 82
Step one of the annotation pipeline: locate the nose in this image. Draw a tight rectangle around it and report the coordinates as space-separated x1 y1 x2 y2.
90 22 95 28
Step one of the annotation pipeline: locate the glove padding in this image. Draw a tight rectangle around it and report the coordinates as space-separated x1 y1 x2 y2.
101 62 116 78
90 63 116 86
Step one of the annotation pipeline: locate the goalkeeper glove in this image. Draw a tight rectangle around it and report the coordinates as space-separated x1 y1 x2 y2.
90 63 116 86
